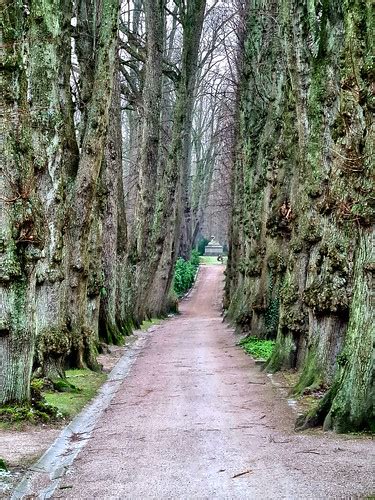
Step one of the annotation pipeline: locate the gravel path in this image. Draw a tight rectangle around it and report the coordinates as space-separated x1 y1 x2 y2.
14 265 375 499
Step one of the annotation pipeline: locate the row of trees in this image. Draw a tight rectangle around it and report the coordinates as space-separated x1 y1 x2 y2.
225 0 374 432
1 0 237 405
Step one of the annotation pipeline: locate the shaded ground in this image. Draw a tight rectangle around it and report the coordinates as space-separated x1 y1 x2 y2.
9 266 375 498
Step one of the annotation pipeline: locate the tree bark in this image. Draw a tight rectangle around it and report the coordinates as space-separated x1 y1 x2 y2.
99 69 127 344
131 0 166 322
66 0 119 368
1 0 43 403
32 0 79 381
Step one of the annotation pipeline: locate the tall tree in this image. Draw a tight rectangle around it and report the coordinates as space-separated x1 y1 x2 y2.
65 0 120 368
131 0 166 322
99 69 127 344
0 0 78 403
147 0 207 315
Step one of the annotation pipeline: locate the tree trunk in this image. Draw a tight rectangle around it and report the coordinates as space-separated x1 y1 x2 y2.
326 230 374 432
226 0 374 432
99 70 126 344
131 0 166 322
33 0 79 381
1 0 44 403
66 0 119 368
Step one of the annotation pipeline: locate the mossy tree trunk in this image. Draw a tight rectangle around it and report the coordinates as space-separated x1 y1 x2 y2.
31 0 79 381
99 69 128 344
66 0 119 369
0 0 79 402
226 0 374 431
0 0 38 403
131 0 166 323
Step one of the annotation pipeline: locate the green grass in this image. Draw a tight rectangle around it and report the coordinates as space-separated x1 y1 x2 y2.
239 337 275 360
200 256 227 265
140 318 163 331
43 369 107 418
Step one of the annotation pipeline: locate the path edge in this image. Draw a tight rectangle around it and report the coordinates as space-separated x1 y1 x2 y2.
11 329 153 499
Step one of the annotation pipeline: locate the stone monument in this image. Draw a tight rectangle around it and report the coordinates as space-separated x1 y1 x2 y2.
204 236 223 256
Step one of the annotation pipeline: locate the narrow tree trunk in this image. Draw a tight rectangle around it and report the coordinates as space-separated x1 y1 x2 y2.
132 0 166 322
99 70 126 344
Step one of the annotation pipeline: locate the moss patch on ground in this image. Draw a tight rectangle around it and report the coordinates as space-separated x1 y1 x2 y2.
43 369 107 418
140 318 163 331
200 256 227 265
239 336 275 360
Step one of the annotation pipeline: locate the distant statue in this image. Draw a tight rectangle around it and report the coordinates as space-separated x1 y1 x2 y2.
204 236 223 257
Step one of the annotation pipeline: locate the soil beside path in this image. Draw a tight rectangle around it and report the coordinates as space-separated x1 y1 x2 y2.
12 266 375 499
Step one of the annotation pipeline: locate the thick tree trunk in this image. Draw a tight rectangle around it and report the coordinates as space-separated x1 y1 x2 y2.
1 0 42 403
226 0 374 431
32 0 79 381
326 230 374 432
66 0 119 368
131 0 166 322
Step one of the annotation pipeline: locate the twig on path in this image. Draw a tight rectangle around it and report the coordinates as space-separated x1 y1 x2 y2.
232 469 253 479
248 381 266 385
268 435 292 443
295 449 321 455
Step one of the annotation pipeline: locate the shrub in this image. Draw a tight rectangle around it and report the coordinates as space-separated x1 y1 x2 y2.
190 249 200 268
173 251 200 297
239 336 275 360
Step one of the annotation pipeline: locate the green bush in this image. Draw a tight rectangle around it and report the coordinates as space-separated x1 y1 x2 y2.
190 249 200 268
239 336 275 360
173 251 200 297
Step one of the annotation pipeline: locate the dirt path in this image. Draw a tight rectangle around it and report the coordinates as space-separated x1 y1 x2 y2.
13 266 374 499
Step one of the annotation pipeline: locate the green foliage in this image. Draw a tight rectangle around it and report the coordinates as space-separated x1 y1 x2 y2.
197 237 210 255
190 249 200 268
0 459 7 472
174 259 194 296
173 255 198 297
239 336 275 360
